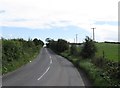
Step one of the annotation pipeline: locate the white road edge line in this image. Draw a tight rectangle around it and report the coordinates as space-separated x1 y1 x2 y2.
37 66 50 80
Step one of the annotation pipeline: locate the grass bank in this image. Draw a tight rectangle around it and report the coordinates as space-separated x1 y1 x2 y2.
60 42 120 87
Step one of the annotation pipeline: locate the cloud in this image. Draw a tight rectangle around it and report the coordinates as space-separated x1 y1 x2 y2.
0 0 119 41
0 0 118 25
7 18 32 22
94 21 117 26
95 25 118 42
0 10 5 13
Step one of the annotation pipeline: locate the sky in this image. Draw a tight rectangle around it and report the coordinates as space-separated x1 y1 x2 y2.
0 0 119 43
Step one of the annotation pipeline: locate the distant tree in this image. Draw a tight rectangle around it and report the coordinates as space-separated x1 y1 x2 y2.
45 38 54 48
46 38 69 53
49 40 57 51
33 38 44 46
45 38 52 43
80 36 97 58
56 39 69 53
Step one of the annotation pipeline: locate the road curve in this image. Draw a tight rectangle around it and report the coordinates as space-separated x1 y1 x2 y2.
2 48 85 86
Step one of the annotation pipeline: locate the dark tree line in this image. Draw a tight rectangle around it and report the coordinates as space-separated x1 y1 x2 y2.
104 41 120 44
46 38 69 53
46 37 97 59
33 38 44 46
2 38 44 62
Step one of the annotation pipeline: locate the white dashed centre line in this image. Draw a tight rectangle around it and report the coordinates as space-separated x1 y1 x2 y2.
37 49 53 81
37 66 50 80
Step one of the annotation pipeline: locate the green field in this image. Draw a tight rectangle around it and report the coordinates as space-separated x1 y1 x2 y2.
95 43 119 62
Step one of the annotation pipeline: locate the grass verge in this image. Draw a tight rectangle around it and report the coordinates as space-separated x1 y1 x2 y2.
60 51 120 87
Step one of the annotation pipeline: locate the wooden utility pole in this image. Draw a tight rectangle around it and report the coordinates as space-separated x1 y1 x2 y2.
74 38 75 43
76 34 78 43
91 28 96 41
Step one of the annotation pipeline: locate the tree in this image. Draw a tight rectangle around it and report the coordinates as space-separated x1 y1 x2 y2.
33 38 44 46
56 39 69 53
45 38 53 43
70 45 77 55
46 38 69 53
80 36 97 58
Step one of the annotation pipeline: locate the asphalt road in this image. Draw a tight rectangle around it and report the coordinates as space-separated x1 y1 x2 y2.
2 48 85 86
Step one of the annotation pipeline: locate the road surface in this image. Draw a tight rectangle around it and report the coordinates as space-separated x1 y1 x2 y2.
2 48 85 86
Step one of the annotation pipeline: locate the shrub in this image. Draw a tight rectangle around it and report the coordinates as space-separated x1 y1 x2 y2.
56 39 69 53
92 57 105 68
92 57 120 86
70 45 78 56
80 36 97 59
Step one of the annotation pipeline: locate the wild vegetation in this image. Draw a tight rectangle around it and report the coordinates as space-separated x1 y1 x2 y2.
47 36 120 87
2 38 44 74
80 36 97 59
46 38 69 53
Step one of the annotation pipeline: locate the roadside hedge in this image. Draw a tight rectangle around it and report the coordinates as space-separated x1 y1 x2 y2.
2 38 44 74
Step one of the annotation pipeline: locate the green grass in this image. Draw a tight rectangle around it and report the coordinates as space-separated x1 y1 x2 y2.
79 59 113 87
95 43 119 62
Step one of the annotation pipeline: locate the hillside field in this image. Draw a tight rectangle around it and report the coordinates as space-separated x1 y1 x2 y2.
95 43 119 62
